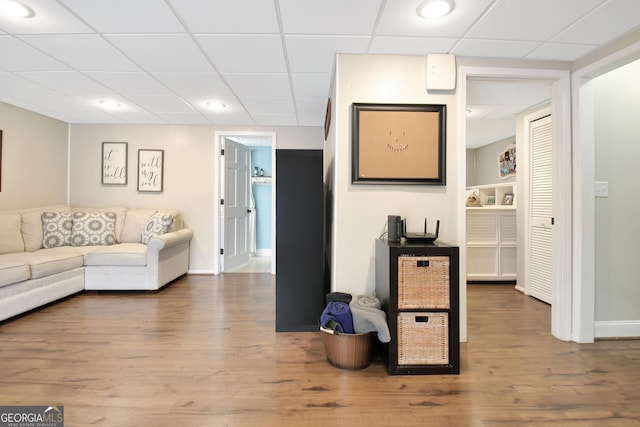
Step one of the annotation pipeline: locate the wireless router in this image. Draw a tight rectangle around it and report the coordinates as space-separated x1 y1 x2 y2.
404 218 440 243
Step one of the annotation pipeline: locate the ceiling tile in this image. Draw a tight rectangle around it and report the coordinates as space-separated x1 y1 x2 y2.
196 35 287 73
241 97 294 115
126 95 195 113
291 73 331 98
169 0 279 33
279 0 382 35
59 0 185 33
86 72 173 96
467 0 605 41
526 42 597 61
105 35 213 72
377 0 494 37
17 71 112 94
553 0 640 45
0 72 57 95
0 0 92 34
369 36 457 55
295 97 326 115
152 72 233 96
19 35 140 72
285 35 369 73
153 112 211 124
223 74 291 97
185 95 244 113
452 39 542 59
0 36 69 71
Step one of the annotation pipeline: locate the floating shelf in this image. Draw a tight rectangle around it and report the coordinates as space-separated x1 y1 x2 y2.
252 176 272 184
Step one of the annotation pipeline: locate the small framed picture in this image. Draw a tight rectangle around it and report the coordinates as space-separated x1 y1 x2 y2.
486 195 496 205
503 193 514 205
101 142 128 185
137 149 164 192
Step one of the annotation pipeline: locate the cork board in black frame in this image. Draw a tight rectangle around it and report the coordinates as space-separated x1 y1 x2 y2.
351 103 446 185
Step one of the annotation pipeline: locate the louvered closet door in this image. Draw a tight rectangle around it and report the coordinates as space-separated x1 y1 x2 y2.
527 115 553 304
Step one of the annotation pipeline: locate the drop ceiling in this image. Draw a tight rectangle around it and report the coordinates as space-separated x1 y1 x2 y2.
0 0 639 139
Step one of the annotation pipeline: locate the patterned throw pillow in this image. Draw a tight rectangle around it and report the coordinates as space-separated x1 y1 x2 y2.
71 211 117 246
141 212 174 244
42 212 73 248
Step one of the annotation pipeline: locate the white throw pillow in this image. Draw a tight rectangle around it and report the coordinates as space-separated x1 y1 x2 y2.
141 212 174 244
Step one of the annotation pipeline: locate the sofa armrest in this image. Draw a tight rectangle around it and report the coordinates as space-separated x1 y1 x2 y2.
146 228 194 253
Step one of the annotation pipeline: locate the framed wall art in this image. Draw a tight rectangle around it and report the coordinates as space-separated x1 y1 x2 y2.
137 149 164 192
499 144 516 179
351 103 446 185
101 142 128 185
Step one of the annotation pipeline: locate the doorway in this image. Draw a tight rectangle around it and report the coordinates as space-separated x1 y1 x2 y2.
459 66 572 342
214 131 276 274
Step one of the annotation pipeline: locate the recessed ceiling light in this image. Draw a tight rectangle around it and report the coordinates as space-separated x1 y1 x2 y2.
0 0 35 18
99 100 122 110
417 0 454 19
206 101 226 111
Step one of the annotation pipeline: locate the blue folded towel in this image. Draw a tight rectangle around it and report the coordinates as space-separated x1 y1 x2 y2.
320 301 354 333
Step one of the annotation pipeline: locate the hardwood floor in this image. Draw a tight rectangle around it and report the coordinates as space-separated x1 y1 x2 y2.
1 275 639 426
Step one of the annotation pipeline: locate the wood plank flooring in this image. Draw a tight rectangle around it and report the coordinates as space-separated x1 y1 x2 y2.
1 275 639 426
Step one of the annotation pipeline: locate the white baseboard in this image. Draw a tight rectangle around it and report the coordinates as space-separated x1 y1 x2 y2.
594 320 640 339
253 249 272 257
188 269 215 275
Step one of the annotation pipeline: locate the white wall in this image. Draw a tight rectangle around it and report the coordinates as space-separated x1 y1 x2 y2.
69 124 322 272
470 136 516 186
0 102 69 210
328 54 463 329
593 59 640 324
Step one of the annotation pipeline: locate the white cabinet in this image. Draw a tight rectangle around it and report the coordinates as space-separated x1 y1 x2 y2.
466 183 517 282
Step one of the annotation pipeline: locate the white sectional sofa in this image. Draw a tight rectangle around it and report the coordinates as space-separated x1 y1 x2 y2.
0 205 193 322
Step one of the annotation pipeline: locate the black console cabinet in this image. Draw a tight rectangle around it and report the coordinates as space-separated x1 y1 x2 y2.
375 238 460 374
275 150 325 332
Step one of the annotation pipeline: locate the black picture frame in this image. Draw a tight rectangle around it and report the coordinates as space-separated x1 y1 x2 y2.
351 103 446 185
137 149 164 192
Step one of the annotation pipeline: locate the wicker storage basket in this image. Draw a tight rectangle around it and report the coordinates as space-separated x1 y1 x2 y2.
321 329 375 370
397 312 449 365
398 256 450 309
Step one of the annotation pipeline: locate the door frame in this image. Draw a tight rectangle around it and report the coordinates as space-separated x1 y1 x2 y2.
213 131 277 274
458 66 572 342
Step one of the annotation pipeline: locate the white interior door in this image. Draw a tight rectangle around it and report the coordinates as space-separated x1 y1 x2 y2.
221 139 251 271
527 114 553 303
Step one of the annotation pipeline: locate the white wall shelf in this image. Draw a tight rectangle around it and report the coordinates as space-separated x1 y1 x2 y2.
466 182 515 208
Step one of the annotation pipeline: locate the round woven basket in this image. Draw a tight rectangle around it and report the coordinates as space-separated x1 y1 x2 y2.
321 329 375 370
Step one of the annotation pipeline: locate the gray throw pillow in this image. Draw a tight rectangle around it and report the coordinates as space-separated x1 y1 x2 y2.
42 212 73 248
71 211 117 246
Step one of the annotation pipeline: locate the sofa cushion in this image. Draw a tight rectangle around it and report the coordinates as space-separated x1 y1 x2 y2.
0 213 24 254
141 212 174 244
0 260 30 288
42 212 73 248
1 249 84 279
20 205 71 252
71 211 117 246
84 243 147 267
120 209 156 243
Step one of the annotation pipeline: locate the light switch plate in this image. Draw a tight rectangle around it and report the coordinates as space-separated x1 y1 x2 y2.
595 181 608 198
